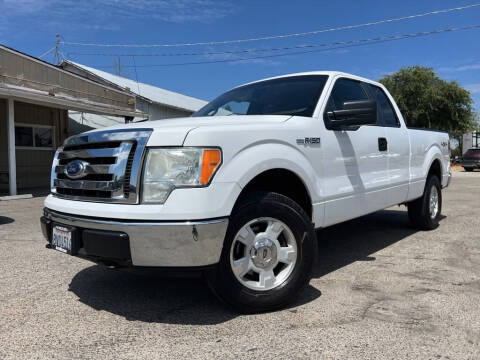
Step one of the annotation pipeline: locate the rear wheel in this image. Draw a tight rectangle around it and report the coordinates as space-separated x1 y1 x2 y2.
206 192 317 313
464 167 474 172
408 175 442 230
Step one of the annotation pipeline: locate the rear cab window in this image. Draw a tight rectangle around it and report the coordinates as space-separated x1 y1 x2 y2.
367 84 400 128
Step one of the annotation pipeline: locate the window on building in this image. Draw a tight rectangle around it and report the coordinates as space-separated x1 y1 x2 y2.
473 131 480 148
15 126 34 147
15 124 55 150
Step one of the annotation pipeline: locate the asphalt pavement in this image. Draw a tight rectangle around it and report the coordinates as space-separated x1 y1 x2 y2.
0 171 479 359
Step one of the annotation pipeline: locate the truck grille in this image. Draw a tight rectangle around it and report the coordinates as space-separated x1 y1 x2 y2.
51 129 152 204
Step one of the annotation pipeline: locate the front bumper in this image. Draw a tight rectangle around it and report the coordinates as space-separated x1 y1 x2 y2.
444 171 452 188
41 208 228 267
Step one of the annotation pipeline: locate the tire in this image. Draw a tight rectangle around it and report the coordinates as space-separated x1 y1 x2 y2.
464 167 474 172
407 175 442 230
206 191 317 313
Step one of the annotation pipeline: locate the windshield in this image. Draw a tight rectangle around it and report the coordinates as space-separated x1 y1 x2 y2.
192 75 328 118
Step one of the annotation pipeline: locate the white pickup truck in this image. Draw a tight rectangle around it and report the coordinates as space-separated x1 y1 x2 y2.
41 71 451 312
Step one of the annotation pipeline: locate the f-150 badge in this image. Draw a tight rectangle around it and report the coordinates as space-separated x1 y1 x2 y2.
297 137 320 146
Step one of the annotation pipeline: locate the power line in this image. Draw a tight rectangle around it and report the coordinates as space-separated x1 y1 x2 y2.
59 3 480 48
85 24 480 68
65 21 480 58
38 47 55 59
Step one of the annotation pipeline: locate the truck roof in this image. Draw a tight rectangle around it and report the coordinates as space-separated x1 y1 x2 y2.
234 71 385 90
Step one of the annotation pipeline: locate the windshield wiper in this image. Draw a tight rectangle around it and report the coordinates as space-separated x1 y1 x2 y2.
269 107 308 116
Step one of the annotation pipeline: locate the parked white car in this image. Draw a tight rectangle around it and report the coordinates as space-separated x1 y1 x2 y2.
41 71 451 312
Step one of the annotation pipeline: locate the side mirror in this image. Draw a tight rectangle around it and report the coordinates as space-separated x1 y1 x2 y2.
327 100 377 128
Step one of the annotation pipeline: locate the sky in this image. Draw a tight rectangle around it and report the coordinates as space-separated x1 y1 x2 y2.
1 0 480 112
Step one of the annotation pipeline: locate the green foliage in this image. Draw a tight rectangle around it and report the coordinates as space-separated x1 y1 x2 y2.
379 66 477 138
451 144 462 159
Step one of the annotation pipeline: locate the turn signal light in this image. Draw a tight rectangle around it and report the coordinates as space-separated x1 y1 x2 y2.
200 149 222 185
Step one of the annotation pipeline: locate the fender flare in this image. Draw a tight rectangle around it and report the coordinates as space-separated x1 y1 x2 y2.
423 144 444 179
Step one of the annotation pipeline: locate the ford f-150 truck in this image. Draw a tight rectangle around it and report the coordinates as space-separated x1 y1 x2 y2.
41 71 451 312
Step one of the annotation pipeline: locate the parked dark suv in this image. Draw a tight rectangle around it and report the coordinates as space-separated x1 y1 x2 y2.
461 148 480 172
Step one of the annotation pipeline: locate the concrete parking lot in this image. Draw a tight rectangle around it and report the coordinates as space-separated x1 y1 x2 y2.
0 171 479 360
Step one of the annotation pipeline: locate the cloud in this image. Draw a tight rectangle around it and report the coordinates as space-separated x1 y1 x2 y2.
0 0 237 25
437 62 480 73
465 83 480 95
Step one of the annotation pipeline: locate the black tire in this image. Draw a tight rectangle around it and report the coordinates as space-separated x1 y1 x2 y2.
206 191 317 313
407 175 442 230
464 167 474 172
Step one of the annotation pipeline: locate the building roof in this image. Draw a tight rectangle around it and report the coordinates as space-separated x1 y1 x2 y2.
62 61 207 113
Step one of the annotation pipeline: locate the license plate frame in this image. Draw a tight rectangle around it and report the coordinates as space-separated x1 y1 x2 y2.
51 224 78 255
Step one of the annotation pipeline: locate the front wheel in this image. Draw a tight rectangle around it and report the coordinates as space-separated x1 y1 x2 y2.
408 175 442 230
464 167 474 172
206 192 317 313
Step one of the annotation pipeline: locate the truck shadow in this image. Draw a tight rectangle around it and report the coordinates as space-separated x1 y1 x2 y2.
313 208 439 278
68 208 444 325
0 216 14 225
68 266 321 325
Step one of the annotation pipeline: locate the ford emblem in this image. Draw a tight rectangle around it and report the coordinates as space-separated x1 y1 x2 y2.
65 160 88 179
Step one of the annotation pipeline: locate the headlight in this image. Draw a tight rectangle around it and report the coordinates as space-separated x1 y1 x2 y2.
142 147 222 204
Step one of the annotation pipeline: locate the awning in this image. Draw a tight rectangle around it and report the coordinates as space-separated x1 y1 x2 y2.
0 44 147 118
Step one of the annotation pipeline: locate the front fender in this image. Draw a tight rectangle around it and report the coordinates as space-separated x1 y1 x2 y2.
183 119 323 222
217 141 320 202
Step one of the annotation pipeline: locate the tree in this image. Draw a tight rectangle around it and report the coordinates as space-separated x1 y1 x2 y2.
379 66 478 139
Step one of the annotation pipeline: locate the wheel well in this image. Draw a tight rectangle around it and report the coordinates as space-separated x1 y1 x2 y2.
428 159 442 181
236 169 312 219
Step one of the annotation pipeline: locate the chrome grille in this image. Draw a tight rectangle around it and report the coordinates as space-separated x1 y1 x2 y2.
123 142 137 198
51 129 152 203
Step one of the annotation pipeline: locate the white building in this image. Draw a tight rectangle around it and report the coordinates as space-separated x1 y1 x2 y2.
59 61 207 134
462 131 480 154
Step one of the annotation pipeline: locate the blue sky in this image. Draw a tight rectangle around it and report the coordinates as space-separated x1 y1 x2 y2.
1 0 480 111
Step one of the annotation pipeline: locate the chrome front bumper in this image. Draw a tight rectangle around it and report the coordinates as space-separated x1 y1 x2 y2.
42 208 228 267
444 171 452 188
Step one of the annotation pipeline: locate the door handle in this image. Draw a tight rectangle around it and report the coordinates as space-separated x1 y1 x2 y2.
378 137 388 151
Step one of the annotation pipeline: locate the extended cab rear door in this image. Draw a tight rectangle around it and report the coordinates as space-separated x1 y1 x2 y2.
365 84 410 206
321 77 389 226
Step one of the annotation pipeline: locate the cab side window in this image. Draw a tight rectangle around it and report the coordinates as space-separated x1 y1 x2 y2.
324 78 369 129
369 85 400 127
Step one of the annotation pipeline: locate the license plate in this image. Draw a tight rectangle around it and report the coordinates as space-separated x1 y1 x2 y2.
52 225 72 253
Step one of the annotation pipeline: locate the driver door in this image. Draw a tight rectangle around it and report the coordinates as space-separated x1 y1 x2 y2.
321 77 389 227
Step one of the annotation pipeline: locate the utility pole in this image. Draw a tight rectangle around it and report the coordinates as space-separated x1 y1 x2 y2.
53 34 61 64
115 56 122 76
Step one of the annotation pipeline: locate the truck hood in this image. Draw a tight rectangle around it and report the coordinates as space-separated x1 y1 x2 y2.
88 115 292 146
